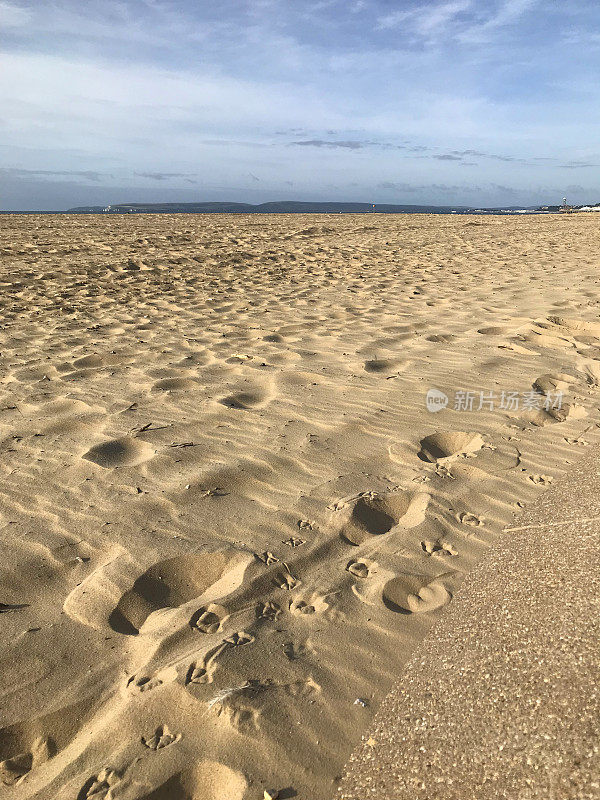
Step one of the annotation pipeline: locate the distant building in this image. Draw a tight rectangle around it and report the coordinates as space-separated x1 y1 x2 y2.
559 197 575 213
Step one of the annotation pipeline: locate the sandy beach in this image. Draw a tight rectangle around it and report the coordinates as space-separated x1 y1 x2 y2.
1 212 600 800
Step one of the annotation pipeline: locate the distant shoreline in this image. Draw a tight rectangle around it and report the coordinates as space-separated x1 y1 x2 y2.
0 208 570 216
1 200 595 215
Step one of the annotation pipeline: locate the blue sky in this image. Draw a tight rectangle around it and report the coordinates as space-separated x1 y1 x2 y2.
1 0 599 210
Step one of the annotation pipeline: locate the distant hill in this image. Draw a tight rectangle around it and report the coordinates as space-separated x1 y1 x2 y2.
66 201 475 214
64 200 567 215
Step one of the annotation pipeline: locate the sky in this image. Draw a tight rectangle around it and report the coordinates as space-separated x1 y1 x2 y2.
1 0 600 210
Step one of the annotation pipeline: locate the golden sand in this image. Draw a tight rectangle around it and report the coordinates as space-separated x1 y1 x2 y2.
1 213 599 799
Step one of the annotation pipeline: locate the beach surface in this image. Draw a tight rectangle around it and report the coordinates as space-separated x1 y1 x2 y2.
339 444 600 800
0 212 599 799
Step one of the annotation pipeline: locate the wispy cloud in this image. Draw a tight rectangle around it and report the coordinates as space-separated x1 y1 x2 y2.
459 0 540 42
377 181 476 194
485 0 538 29
450 149 517 162
134 171 196 180
290 139 366 149
559 161 599 169
377 1 471 35
289 138 433 153
1 167 105 181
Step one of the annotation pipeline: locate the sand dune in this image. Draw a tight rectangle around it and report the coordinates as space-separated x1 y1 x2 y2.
1 212 599 799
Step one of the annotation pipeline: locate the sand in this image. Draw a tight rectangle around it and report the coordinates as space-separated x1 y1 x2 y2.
0 212 599 800
339 444 600 799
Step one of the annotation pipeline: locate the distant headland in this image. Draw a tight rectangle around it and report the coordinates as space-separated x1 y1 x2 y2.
64 201 600 215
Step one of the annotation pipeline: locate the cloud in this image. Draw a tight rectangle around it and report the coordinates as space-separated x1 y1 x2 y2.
1 167 104 181
376 0 540 45
377 1 471 34
459 0 540 42
290 139 366 149
450 149 516 162
375 9 413 31
485 0 538 29
134 171 196 180
559 161 599 169
289 138 429 152
376 181 481 197
200 139 269 148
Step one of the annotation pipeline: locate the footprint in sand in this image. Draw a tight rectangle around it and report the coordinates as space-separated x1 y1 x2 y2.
274 571 299 590
78 768 122 800
141 724 181 751
190 603 229 634
284 536 306 548
83 436 155 468
1 697 96 787
529 474 554 485
219 390 268 409
532 373 574 395
256 551 280 565
425 333 456 343
223 630 255 646
126 665 177 695
509 373 587 426
126 674 163 694
283 639 314 661
346 558 378 578
382 573 453 614
363 357 409 374
419 431 485 463
0 737 50 786
109 549 250 635
421 540 458 557
185 637 236 687
256 600 282 621
338 490 429 545
186 658 216 686
477 325 512 336
456 511 484 527
289 592 330 616
151 376 198 391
